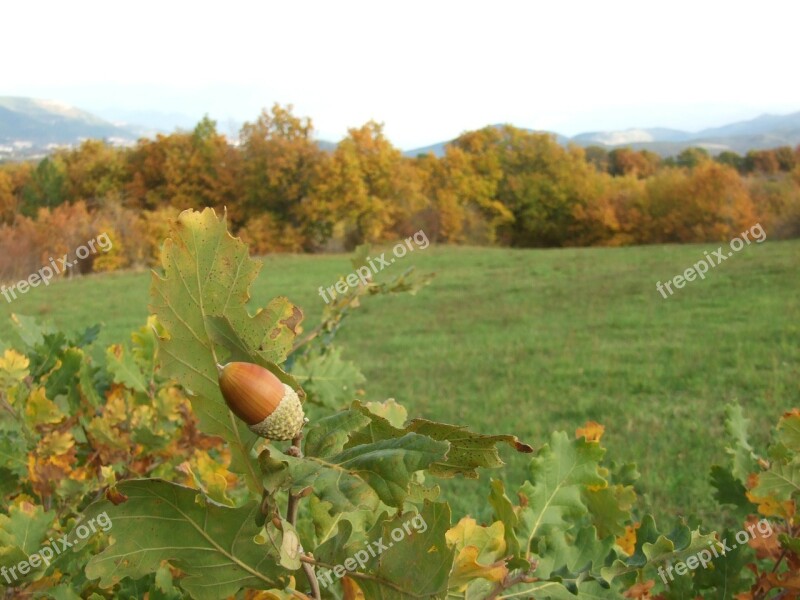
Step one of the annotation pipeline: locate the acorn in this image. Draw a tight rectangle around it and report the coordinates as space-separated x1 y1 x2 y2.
217 362 305 441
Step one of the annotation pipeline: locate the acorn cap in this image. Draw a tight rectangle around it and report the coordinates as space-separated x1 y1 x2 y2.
218 362 305 441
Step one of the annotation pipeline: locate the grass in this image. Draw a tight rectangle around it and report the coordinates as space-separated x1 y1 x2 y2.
1 240 798 525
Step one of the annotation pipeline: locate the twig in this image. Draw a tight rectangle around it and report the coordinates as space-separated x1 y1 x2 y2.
299 555 410 595
284 432 321 600
485 561 539 600
289 293 362 355
0 393 34 444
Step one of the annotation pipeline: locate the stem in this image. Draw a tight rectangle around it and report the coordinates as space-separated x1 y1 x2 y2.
290 293 362 355
299 556 410 595
284 432 321 600
0 393 32 443
485 563 539 600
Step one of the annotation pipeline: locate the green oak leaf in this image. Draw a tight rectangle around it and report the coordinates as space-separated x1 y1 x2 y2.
308 495 376 547
724 404 759 483
751 458 800 501
692 527 752 596
777 410 800 452
346 401 533 479
84 479 290 599
0 435 28 477
601 514 718 582
303 409 371 459
43 347 83 408
517 432 606 561
106 344 149 394
29 332 66 378
0 500 55 556
279 433 449 510
293 347 365 408
349 502 455 599
206 306 302 371
314 516 385 570
78 357 105 408
534 525 614 579
149 208 303 491
584 484 636 538
9 313 55 350
364 399 408 428
506 580 622 600
488 478 522 562
710 465 756 517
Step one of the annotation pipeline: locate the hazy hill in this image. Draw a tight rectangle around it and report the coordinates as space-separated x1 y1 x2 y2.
406 111 800 157
0 97 137 147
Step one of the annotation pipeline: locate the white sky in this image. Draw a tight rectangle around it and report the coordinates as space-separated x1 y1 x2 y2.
5 0 800 148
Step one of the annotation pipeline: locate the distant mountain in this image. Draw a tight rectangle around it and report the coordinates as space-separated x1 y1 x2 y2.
317 140 338 152
0 97 138 147
0 97 342 160
571 127 692 146
406 140 449 157
406 111 800 157
695 112 800 139
91 107 204 135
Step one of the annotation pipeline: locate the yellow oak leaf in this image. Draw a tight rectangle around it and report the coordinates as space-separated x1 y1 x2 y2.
745 489 795 519
576 421 605 442
24 387 64 428
0 349 30 384
449 545 508 589
616 522 640 555
38 430 75 455
446 517 507 589
103 386 130 425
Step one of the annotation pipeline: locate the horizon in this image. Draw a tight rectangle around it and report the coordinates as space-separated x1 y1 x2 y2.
4 0 800 148
4 94 800 152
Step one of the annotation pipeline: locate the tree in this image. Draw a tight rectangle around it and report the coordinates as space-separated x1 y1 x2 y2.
451 126 602 247
774 146 797 172
642 162 755 242
675 146 710 168
584 145 610 172
21 156 67 216
61 139 127 205
0 169 17 224
173 116 241 213
716 150 744 172
608 148 660 178
416 146 512 244
239 104 325 239
744 149 780 174
124 135 171 210
310 121 424 248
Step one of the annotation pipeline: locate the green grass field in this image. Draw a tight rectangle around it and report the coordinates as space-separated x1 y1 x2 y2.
1 241 798 526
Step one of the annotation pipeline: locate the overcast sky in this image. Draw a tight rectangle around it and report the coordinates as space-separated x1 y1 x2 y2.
5 0 800 148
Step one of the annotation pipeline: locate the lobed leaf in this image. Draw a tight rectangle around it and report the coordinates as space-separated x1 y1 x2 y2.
149 208 304 491
84 479 291 599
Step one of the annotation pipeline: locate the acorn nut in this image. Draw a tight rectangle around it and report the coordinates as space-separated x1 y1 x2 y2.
217 362 305 441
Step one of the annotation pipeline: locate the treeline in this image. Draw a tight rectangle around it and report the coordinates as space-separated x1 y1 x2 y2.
1 104 799 281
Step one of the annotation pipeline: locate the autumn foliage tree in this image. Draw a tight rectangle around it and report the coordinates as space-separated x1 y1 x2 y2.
448 126 605 247
238 104 325 248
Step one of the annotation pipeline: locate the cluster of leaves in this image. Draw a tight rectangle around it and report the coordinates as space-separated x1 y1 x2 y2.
710 405 800 598
0 208 798 600
0 313 232 598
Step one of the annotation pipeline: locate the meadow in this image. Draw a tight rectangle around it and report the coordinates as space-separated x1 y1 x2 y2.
1 240 797 525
